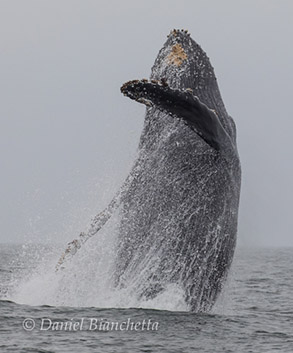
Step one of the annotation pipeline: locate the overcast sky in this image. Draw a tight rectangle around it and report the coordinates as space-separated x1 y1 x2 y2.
0 0 292 247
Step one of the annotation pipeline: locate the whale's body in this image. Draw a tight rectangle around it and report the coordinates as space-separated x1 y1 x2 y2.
58 30 241 312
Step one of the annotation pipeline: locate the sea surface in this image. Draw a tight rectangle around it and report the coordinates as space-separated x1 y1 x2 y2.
0 244 293 353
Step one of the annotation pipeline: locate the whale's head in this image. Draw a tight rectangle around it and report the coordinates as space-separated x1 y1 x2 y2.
120 29 234 144
150 29 224 112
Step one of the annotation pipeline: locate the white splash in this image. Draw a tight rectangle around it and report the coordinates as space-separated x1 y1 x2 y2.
9 209 188 312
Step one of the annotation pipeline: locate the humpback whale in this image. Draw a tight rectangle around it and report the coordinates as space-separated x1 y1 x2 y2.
57 29 241 312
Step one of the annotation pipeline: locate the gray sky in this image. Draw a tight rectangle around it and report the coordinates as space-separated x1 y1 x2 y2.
0 0 292 246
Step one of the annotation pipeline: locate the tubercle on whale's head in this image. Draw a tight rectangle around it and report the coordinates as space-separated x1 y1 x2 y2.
150 29 218 96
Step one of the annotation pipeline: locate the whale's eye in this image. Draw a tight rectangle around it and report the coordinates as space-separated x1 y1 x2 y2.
167 43 188 67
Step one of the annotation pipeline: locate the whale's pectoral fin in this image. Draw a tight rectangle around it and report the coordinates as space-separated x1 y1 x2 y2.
55 157 144 271
121 79 232 151
55 193 121 271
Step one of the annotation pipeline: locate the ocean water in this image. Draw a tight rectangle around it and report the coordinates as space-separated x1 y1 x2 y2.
0 244 293 353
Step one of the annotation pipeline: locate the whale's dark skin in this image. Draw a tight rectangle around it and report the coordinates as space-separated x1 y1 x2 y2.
57 29 241 312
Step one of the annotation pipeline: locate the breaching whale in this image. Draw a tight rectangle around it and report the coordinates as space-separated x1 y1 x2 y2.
57 29 241 312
